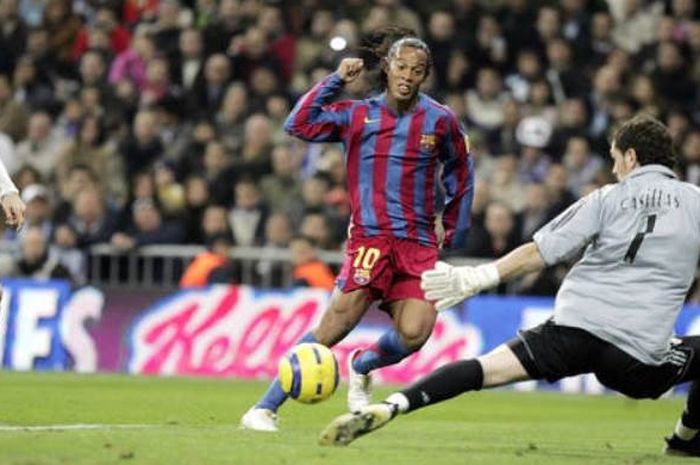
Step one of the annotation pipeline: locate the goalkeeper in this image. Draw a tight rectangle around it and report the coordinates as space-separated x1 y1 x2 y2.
320 115 700 457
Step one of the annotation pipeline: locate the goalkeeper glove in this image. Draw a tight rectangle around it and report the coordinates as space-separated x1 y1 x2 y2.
421 261 500 311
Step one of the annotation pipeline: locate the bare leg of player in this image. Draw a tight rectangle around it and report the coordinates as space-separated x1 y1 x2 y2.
319 344 530 445
241 288 372 431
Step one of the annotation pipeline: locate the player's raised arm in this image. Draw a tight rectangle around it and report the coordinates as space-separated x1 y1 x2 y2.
439 114 474 250
283 58 363 143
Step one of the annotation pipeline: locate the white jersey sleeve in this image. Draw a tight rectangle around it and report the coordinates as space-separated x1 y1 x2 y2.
0 136 17 197
533 188 607 265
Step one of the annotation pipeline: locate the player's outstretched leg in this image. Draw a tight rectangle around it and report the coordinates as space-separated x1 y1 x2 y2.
240 332 319 432
321 359 485 445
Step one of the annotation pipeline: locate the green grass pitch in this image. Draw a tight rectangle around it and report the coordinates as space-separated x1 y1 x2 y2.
0 371 694 464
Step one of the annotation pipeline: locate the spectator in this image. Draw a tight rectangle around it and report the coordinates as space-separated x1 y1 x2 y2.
679 130 700 185
170 28 205 91
611 0 663 54
232 113 273 179
111 197 184 250
260 144 303 214
182 175 211 243
77 51 110 92
516 182 551 242
505 49 542 104
549 97 590 157
54 163 99 222
12 55 53 110
228 178 267 247
588 64 622 141
118 110 163 178
294 10 334 82
425 11 457 91
200 203 231 240
299 211 336 250
201 140 234 204
470 14 507 70
187 53 232 116
289 235 335 291
466 67 508 131
56 115 125 204
70 7 131 62
154 161 185 217
464 201 519 268
0 225 74 283
152 0 183 60
62 187 117 248
256 211 293 287
140 57 173 107
516 116 552 184
256 5 296 83
562 136 603 196
108 25 157 91
42 0 81 65
0 0 28 75
180 232 239 288
155 96 191 168
0 73 29 143
216 82 249 155
651 41 697 109
490 154 526 213
469 178 491 232
586 11 616 68
544 163 577 218
14 111 65 179
230 26 283 84
202 0 244 55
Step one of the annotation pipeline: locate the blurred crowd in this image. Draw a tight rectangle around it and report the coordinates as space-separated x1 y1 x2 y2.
0 0 699 293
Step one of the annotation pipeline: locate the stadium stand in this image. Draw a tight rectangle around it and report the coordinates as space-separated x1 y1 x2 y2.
0 0 698 295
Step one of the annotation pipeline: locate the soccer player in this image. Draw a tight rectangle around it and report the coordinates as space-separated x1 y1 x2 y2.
319 115 700 457
241 31 473 431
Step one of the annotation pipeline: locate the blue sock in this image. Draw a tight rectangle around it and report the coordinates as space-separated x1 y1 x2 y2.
256 332 318 412
352 329 415 375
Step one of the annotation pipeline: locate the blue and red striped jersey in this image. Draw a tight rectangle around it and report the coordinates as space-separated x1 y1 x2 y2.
285 73 474 249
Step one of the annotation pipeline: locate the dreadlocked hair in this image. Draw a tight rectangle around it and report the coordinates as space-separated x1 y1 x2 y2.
358 26 431 90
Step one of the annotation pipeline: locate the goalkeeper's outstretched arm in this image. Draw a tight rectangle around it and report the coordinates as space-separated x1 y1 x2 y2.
421 242 547 311
493 242 546 283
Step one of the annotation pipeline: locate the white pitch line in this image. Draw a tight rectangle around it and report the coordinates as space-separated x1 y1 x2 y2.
0 424 160 432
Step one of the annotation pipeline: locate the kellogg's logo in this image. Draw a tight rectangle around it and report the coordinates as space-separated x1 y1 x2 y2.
127 285 482 384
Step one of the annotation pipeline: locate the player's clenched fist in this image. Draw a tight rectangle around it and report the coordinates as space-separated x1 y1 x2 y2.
337 58 364 83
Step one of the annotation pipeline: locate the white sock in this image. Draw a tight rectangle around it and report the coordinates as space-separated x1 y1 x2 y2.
385 393 409 413
675 419 698 441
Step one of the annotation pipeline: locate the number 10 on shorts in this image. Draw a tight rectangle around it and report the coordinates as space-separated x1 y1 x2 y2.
352 246 380 285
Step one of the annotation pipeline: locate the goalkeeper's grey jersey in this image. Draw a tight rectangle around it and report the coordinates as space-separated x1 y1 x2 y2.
533 165 700 365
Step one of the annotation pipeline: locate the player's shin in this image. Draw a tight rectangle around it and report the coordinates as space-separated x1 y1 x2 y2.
352 329 415 374
391 359 484 413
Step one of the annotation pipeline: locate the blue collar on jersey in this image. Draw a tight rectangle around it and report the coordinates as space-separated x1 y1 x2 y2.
376 92 425 117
